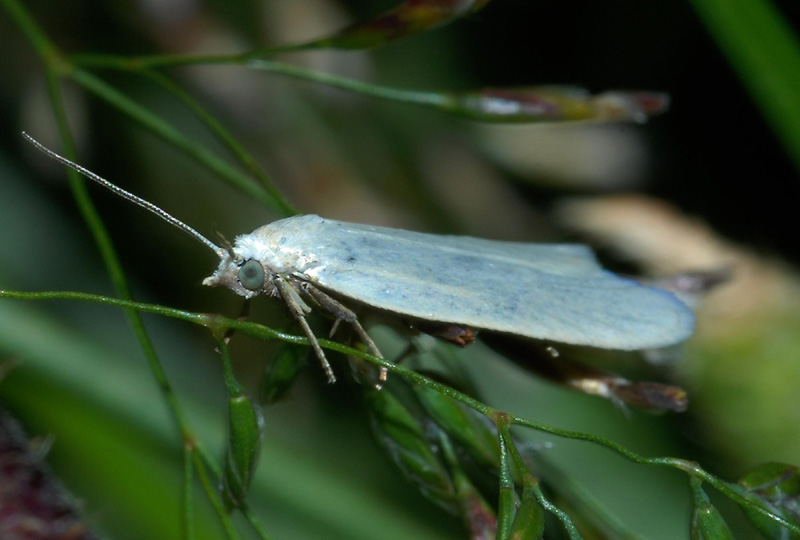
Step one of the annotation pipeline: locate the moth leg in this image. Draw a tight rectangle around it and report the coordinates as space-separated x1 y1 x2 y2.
301 283 388 386
222 299 251 344
273 275 336 384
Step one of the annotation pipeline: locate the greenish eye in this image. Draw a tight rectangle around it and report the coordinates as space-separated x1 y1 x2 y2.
238 260 265 291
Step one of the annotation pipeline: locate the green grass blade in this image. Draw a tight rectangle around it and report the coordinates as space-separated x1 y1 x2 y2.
68 68 291 215
689 0 800 172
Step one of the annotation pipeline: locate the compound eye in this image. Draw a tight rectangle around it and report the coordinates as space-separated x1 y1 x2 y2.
238 260 265 291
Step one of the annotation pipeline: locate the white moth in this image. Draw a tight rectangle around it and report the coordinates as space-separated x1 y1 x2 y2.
24 133 695 384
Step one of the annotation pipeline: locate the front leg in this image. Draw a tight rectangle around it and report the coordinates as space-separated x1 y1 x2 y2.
273 275 336 383
300 282 388 386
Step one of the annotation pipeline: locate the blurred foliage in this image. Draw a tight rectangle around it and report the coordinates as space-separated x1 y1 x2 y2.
689 0 800 173
1 0 799 539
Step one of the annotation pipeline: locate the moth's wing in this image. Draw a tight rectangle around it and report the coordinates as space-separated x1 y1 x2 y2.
300 219 695 350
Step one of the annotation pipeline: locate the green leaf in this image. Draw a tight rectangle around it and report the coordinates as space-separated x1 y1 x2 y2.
736 463 800 539
366 384 457 512
219 341 264 510
437 430 497 540
690 478 735 540
414 384 500 469
508 491 545 540
689 0 800 172
222 391 264 510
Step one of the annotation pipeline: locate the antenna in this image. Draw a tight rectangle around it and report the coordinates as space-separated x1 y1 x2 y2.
22 132 224 258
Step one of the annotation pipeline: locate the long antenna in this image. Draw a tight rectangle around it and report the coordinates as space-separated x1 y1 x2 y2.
22 132 224 258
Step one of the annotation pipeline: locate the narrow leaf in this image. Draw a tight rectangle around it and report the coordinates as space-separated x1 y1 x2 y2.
508 495 545 540
438 431 497 540
314 0 491 49
689 0 800 172
691 478 735 540
219 342 264 510
222 391 264 510
366 384 457 512
414 384 500 469
736 462 800 539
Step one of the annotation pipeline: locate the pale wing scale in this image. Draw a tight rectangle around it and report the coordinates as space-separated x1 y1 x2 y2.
251 216 695 350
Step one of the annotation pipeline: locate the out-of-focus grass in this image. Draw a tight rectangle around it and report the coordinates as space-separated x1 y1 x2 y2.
689 0 800 173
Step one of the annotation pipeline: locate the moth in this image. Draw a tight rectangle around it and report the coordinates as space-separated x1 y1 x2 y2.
24 133 694 384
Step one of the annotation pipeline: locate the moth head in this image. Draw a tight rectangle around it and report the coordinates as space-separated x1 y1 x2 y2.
203 255 271 299
203 232 280 298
